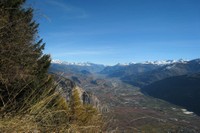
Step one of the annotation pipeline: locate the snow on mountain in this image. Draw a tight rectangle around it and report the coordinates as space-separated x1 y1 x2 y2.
52 59 189 67
51 59 64 64
51 60 93 66
116 59 188 66
144 59 189 65
116 62 135 66
143 60 177 65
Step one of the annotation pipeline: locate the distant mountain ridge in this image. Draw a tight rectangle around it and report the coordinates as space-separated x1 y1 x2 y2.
52 59 104 67
51 60 105 73
51 59 190 74
115 59 187 66
51 59 200 87
122 59 200 87
52 59 189 67
99 58 200 87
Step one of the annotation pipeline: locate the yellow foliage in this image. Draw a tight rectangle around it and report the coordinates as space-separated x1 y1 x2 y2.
69 88 103 129
0 88 103 132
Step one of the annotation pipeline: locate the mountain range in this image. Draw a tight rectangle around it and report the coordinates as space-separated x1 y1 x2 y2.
51 59 200 88
51 58 200 88
50 58 200 115
51 60 105 74
101 59 200 87
51 59 189 74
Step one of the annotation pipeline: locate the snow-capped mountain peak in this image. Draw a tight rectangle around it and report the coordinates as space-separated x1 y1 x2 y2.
51 59 63 64
51 60 92 66
143 60 177 65
52 59 189 67
115 62 138 66
115 59 188 66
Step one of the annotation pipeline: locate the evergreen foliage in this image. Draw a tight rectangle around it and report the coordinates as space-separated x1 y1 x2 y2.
0 0 103 132
0 0 53 112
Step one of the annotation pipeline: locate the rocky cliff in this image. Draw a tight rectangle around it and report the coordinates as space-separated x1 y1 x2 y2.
52 74 107 111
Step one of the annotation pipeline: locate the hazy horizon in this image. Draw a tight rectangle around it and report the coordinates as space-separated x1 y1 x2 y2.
27 0 200 65
51 58 200 66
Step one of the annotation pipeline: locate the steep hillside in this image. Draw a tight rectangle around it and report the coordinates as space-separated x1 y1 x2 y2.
53 74 101 108
122 59 200 87
142 73 200 115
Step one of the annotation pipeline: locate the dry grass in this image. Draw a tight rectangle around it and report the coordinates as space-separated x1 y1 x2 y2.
0 88 103 133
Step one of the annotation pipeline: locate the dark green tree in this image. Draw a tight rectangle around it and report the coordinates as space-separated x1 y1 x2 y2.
0 0 53 112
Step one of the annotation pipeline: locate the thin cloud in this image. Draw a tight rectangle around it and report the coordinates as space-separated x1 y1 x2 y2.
46 0 88 19
47 0 72 11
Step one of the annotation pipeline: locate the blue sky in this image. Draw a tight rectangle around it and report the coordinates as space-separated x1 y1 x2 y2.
27 0 200 65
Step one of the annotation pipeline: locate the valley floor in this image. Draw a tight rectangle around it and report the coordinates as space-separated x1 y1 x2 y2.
78 76 200 132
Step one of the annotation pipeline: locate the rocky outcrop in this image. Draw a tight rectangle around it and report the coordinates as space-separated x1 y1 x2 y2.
53 74 105 110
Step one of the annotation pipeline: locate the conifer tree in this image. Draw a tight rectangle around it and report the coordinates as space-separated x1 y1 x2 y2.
0 0 53 112
69 88 84 123
69 88 101 126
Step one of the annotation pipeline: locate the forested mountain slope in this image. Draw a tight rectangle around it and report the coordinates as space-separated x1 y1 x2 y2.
142 73 200 115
